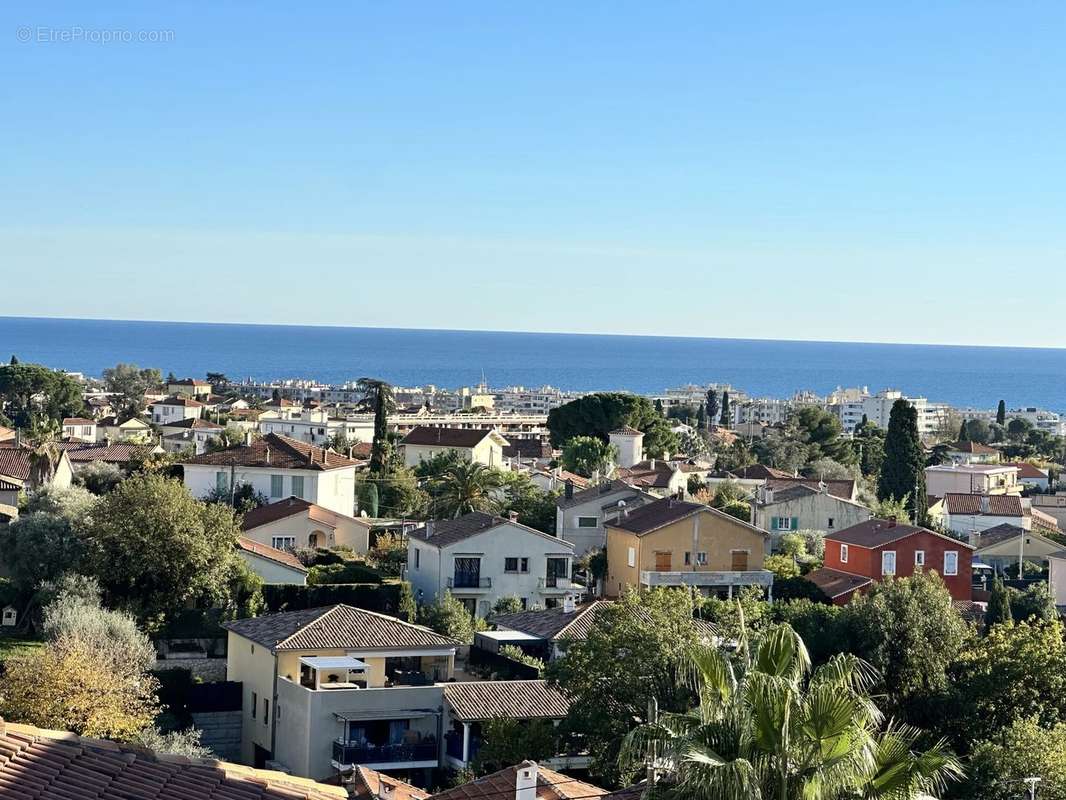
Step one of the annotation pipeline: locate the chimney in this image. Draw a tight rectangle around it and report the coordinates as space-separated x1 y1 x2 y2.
426 520 435 538
887 516 897 528
563 595 576 613
565 480 574 500
508 510 519 522
980 495 990 514
765 487 774 505
649 458 656 470
515 762 538 800
618 500 628 518
265 446 271 465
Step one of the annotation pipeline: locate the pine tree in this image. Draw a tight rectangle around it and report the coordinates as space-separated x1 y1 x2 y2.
719 391 731 426
958 420 969 442
996 399 1006 426
878 398 927 525
985 577 1012 626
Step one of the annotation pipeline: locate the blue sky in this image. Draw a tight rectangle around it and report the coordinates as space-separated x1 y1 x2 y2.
3 2 1065 346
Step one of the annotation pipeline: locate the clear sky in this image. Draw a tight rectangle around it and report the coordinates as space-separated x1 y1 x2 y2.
3 2 1066 346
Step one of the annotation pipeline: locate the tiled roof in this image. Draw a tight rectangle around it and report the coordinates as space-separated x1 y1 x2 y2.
154 395 205 407
804 567 872 599
442 680 570 722
555 479 644 510
402 426 498 448
614 460 678 489
429 763 606 800
609 497 705 535
827 518 974 549
161 418 224 430
492 601 615 642
973 523 1027 549
62 417 95 426
55 441 156 463
729 464 794 480
503 438 554 459
944 493 1024 517
0 426 13 442
766 477 855 500
947 441 999 455
237 536 308 572
182 433 359 471
409 511 571 550
0 719 345 799
0 477 20 492
0 449 31 481
96 416 150 428
240 496 366 532
349 766 429 800
609 426 643 436
1004 462 1050 479
221 604 458 652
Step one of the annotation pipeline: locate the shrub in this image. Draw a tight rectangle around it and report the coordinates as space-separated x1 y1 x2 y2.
307 561 384 585
75 461 124 495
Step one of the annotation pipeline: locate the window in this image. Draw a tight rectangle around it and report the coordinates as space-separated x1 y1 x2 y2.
827 517 835 529
270 475 284 498
840 544 848 564
943 551 958 576
775 517 792 530
272 536 296 551
684 551 691 566
627 547 636 568
914 550 925 567
695 552 707 566
216 471 228 492
251 691 257 719
520 557 529 573
505 557 519 572
263 699 269 725
881 550 896 576
291 476 305 499
577 516 598 528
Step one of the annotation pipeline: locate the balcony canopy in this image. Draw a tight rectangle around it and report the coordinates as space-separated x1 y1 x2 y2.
299 655 368 671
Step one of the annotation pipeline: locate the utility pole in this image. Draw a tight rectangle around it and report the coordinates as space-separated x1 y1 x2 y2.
1024 776 1040 800
646 696 659 788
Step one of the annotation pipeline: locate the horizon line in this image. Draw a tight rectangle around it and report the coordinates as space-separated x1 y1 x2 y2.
2 313 1064 353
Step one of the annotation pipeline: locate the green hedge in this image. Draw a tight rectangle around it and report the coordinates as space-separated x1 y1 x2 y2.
262 582 402 615
307 562 384 585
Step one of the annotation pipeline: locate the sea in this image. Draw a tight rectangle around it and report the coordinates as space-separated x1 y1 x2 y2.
1 316 1065 412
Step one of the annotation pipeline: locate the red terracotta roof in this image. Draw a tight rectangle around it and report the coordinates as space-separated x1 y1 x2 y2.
182 433 359 471
153 395 205 407
61 418 95 426
826 518 974 549
402 426 499 448
804 567 872 599
944 493 1024 517
0 719 345 799
947 441 998 455
237 536 308 572
430 763 606 800
241 496 367 532
1004 462 1050 479
349 767 429 800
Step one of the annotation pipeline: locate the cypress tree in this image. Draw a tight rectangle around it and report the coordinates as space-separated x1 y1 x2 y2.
720 391 731 426
996 399 1006 426
705 389 720 423
985 577 1012 626
8 355 17 365
696 402 706 429
878 398 927 525
654 398 664 416
958 420 969 442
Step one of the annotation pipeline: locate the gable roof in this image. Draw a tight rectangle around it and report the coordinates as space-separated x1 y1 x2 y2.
491 601 615 642
0 719 345 799
221 604 458 652
62 417 95 426
803 567 873 599
503 438 554 459
947 441 999 455
56 441 158 463
766 477 855 500
608 496 766 538
0 448 31 481
974 523 1061 552
96 415 151 428
236 536 308 572
944 493 1024 517
402 426 501 449
429 763 606 800
827 518 974 549
241 496 369 532
729 464 794 480
182 433 359 471
1004 462 1050 479
442 680 570 722
409 511 573 550
614 460 679 489
556 479 649 510
350 767 430 800
153 395 205 407
161 417 224 431
609 426 643 436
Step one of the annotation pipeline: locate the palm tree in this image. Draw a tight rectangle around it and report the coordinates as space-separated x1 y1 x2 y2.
429 460 504 518
620 624 961 800
27 417 62 490
356 378 396 474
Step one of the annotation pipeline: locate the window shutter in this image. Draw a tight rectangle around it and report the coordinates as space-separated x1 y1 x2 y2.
791 517 799 530
770 517 778 530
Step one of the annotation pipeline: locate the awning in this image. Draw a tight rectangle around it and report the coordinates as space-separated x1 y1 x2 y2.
333 708 440 722
476 630 540 643
300 656 368 671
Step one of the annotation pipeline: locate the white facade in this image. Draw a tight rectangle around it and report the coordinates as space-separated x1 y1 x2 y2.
258 409 369 446
408 518 578 617
152 400 202 424
183 463 357 515
925 464 1020 496
555 482 655 556
609 429 644 469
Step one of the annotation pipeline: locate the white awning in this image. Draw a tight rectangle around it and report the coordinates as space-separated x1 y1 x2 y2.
477 630 540 643
300 656 368 671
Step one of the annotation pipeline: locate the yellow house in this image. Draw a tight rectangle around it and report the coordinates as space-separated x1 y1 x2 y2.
223 604 458 779
605 496 772 599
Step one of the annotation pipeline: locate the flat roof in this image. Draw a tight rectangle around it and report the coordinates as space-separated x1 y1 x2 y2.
299 655 368 671
476 630 541 643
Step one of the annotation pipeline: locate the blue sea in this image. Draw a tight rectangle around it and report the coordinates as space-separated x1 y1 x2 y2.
1 317 1064 412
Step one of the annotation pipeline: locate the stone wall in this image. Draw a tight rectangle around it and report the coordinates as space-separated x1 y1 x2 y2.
154 657 227 682
192 710 242 762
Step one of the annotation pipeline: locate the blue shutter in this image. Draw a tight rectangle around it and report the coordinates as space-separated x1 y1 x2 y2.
791 517 799 530
770 517 778 530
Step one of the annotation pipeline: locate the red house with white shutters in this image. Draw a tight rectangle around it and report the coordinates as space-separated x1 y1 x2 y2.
805 518 974 604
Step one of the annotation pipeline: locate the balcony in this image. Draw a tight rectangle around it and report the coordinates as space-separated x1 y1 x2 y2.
537 576 573 593
640 569 774 589
447 576 492 590
332 739 438 768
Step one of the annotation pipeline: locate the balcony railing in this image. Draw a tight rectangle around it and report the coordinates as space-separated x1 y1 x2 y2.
332 739 438 766
537 576 572 590
448 576 492 589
